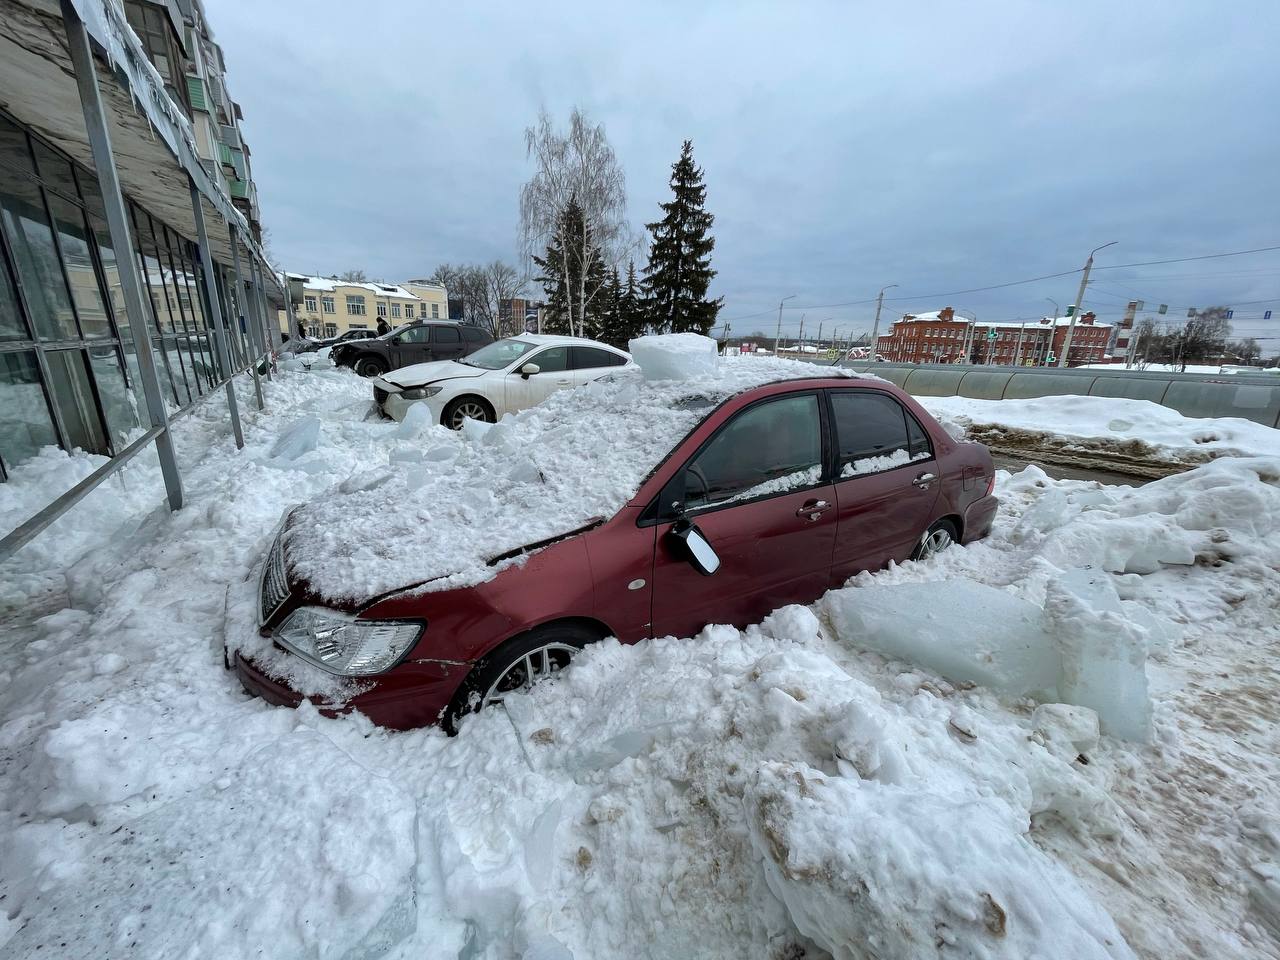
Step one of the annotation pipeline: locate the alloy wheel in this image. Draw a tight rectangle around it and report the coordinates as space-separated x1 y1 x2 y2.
481 642 578 708
449 401 490 429
918 527 953 560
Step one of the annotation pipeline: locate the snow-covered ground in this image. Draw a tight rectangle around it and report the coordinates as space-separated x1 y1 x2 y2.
921 394 1280 474
1 368 1279 959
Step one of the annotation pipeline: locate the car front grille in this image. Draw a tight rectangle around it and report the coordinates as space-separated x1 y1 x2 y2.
259 530 290 624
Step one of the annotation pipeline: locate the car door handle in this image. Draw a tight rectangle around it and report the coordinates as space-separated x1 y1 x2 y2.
555 378 572 385
912 473 937 487
795 499 831 520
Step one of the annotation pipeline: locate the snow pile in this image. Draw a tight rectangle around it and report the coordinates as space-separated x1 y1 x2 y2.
285 353 856 603
628 332 719 380
920 394 1280 465
824 457 1280 742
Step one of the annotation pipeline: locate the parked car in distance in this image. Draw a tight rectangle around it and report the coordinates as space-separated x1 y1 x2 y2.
293 329 380 354
372 334 636 427
330 321 493 377
231 361 998 732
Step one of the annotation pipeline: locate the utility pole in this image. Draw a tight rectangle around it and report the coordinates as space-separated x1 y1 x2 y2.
721 321 731 351
775 294 796 353
1058 242 1116 367
870 284 898 359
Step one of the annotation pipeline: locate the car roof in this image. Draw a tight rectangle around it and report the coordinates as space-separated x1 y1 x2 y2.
508 334 626 350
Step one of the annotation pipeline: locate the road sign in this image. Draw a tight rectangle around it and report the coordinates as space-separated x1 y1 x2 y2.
825 349 838 359
1266 310 1273 320
987 330 997 340
1158 304 1168 314
1066 305 1076 317
1045 353 1056 364
1227 309 1234 319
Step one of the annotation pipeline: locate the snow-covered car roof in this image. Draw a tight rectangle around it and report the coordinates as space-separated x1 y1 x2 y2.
284 355 862 604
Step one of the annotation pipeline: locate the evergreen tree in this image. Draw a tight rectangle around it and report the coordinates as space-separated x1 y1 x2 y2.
614 259 648 345
642 140 722 335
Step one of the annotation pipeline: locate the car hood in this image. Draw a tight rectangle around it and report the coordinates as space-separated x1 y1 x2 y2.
381 360 486 388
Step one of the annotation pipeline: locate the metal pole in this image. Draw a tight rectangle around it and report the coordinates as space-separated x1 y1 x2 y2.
62 0 183 510
1014 323 1026 366
250 257 274 380
870 284 897 359
246 257 271 381
775 294 795 353
227 227 264 409
189 181 244 449
1058 241 1116 367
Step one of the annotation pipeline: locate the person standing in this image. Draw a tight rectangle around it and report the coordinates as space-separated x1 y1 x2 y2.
377 316 391 336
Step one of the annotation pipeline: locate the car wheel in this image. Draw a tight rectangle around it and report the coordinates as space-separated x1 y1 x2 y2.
354 356 388 378
911 519 958 562
442 396 494 430
442 622 602 734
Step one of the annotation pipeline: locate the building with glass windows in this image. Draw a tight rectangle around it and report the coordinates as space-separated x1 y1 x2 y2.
0 0 286 556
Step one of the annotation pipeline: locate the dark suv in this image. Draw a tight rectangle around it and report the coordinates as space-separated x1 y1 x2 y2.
330 322 493 377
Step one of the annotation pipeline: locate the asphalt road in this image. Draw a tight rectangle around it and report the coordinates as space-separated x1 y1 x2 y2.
991 453 1150 486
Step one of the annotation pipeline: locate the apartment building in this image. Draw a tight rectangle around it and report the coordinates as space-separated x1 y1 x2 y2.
876 306 1112 366
0 0 283 549
280 276 449 338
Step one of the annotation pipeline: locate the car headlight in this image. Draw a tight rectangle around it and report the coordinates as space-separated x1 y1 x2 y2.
273 606 423 676
400 385 443 400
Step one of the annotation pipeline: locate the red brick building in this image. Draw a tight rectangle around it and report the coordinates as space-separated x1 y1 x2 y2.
875 306 1112 366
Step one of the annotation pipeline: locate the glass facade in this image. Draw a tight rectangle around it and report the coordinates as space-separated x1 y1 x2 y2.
0 109 249 481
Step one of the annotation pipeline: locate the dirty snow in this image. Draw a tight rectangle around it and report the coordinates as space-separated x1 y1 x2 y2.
921 394 1279 469
0 366 1278 959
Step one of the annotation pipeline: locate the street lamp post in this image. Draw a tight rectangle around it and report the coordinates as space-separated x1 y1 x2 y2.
1057 243 1116 367
775 295 796 353
870 284 898 360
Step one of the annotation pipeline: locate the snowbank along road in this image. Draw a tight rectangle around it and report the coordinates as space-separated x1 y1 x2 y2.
0 362 1278 959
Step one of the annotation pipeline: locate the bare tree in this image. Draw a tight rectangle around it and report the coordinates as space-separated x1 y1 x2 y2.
478 261 527 337
520 108 629 337
427 261 526 336
338 268 369 282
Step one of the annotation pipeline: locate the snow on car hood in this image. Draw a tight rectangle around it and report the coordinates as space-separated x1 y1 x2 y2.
285 355 860 604
381 359 484 388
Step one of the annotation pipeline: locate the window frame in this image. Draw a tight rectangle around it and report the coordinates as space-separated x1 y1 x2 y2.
826 387 934 480
641 388 831 525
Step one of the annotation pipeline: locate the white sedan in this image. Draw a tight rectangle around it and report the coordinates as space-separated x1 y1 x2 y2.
371 334 637 427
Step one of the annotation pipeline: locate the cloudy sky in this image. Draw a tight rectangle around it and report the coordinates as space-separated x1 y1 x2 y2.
212 1 1280 341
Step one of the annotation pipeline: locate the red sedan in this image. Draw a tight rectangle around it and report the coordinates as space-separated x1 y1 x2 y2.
231 373 997 731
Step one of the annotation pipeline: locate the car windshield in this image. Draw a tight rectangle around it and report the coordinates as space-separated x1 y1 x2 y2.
458 338 538 370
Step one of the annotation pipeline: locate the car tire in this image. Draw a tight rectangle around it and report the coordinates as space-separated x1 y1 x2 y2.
442 621 603 734
442 395 495 430
911 518 959 562
354 355 388 378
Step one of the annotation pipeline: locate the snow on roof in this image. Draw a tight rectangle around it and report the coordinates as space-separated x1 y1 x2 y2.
285 273 422 300
284 355 862 603
896 311 1112 330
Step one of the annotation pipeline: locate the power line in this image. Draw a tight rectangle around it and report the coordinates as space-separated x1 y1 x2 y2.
1092 244 1280 271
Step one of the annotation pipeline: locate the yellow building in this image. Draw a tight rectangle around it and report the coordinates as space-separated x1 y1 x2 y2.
278 274 448 338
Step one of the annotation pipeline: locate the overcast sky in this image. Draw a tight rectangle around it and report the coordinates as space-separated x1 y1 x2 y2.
212 1 1280 341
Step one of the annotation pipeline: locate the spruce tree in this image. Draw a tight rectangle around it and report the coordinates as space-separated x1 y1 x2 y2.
615 259 648 345
642 140 722 335
532 199 609 336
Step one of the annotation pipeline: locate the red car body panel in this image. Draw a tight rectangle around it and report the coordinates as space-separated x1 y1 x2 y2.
234 377 998 728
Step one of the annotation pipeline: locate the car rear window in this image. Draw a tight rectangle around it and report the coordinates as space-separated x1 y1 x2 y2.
434 326 461 343
571 346 626 369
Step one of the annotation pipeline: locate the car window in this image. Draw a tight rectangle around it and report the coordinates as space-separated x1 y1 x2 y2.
682 393 823 510
434 326 461 343
462 326 487 342
396 325 431 344
571 346 626 370
830 391 930 478
460 338 537 369
528 346 569 373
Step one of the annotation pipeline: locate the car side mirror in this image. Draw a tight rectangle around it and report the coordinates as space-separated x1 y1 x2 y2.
520 362 540 379
668 518 720 576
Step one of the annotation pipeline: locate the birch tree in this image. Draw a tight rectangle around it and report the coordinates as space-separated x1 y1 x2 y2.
519 108 628 337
